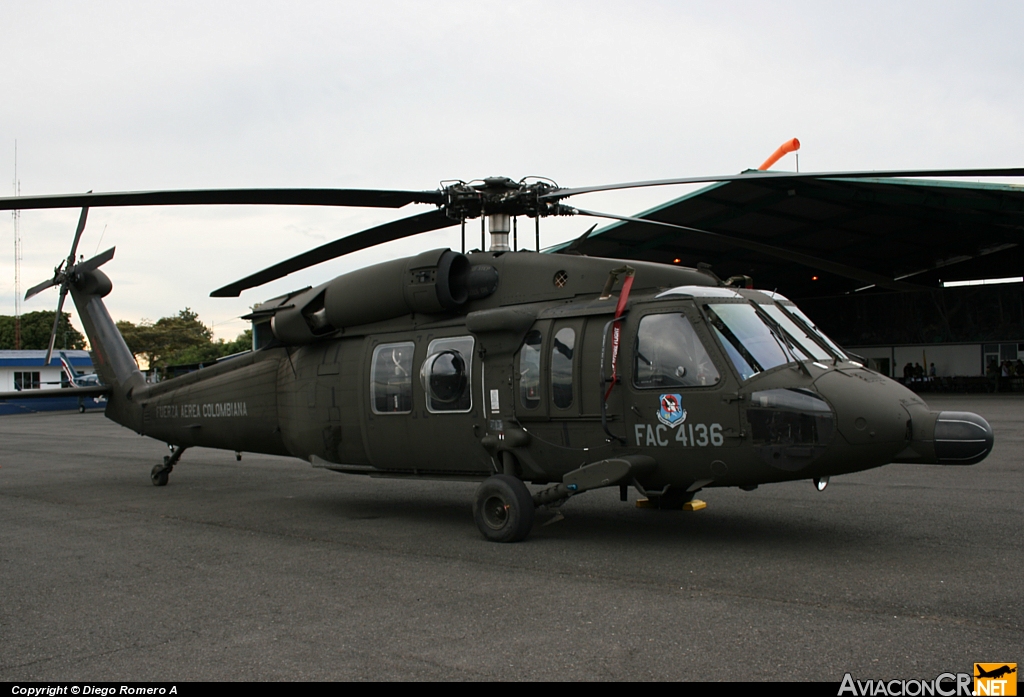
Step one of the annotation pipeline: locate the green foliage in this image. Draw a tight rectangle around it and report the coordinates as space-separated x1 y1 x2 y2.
0 311 86 350
117 308 250 376
162 330 251 367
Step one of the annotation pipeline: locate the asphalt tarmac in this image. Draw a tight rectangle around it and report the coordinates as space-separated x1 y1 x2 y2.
1 394 1020 681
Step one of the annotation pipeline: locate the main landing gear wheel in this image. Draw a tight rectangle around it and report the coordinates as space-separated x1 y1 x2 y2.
151 463 170 487
473 474 535 543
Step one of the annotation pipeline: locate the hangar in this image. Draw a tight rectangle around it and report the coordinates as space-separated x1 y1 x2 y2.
566 174 1024 382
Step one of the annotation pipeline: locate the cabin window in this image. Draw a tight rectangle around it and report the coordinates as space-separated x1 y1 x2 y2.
422 336 474 413
519 330 542 409
14 371 41 390
551 328 575 409
371 342 415 414
633 314 720 388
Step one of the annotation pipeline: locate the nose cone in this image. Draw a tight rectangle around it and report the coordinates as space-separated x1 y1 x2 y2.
934 411 994 465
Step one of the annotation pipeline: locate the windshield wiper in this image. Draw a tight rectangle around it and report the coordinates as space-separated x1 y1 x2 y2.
776 304 845 362
703 305 764 375
751 304 814 377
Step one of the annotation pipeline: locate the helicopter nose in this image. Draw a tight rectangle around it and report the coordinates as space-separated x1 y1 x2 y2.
932 411 994 464
812 367 994 470
812 369 910 447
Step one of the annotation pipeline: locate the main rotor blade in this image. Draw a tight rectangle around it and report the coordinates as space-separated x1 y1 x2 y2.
211 208 458 297
66 206 90 266
572 207 921 292
0 188 445 212
555 224 598 255
546 167 1024 200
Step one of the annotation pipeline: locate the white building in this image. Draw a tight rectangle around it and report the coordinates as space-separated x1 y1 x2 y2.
0 350 95 392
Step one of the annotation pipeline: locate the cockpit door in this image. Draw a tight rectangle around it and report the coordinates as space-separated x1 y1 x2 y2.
622 303 742 473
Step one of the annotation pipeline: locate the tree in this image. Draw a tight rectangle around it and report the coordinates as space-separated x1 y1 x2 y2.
0 311 86 351
169 328 253 366
118 308 211 368
118 308 251 376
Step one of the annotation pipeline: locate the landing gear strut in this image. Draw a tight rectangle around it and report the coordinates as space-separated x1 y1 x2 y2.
151 445 188 487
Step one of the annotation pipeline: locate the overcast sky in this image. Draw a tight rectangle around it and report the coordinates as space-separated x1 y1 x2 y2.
2 0 1023 340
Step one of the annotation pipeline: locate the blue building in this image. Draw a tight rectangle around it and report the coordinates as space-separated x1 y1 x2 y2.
0 350 104 414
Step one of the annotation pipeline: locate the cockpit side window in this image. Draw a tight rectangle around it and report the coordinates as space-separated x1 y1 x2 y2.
519 330 543 409
633 313 720 388
371 342 415 414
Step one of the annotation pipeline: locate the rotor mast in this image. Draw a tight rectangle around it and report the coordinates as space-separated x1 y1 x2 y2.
487 213 511 252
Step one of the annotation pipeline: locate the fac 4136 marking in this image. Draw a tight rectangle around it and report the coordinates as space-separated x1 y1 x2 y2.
635 422 723 448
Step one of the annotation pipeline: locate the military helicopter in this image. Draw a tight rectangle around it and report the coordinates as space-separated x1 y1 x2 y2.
0 157 1008 542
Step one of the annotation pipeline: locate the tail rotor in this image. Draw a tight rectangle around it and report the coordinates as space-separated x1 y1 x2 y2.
24 204 116 365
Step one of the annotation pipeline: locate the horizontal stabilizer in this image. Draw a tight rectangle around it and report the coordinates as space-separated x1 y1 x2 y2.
0 385 111 402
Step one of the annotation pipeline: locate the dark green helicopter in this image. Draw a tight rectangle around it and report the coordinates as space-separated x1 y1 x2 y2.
0 167 1006 542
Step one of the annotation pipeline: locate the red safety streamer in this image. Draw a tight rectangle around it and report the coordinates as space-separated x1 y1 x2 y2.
604 272 635 401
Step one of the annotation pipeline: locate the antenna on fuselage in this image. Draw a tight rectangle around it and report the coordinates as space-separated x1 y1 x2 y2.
12 140 21 349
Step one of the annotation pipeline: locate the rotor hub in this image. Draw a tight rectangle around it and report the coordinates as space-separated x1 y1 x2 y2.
441 177 574 222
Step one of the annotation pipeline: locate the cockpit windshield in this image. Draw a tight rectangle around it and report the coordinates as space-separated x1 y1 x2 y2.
758 304 831 361
780 303 847 360
758 292 848 360
653 286 850 382
703 296 848 381
704 303 794 380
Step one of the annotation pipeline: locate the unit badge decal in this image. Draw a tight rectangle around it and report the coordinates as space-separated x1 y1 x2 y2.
657 394 687 427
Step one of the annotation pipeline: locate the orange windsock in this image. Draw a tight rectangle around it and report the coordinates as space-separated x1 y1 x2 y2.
758 138 801 171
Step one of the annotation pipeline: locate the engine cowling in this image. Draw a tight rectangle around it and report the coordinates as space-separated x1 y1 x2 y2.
269 249 475 345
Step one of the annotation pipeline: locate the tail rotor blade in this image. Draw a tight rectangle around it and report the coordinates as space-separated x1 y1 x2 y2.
67 205 90 265
44 287 69 367
24 276 58 301
78 247 116 273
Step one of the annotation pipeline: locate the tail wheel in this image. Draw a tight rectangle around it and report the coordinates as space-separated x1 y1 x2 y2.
473 474 535 543
151 464 170 487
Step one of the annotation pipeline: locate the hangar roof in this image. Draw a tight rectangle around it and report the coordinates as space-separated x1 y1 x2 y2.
564 175 1024 299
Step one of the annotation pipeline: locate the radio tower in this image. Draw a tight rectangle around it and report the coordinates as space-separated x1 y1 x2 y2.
12 141 22 350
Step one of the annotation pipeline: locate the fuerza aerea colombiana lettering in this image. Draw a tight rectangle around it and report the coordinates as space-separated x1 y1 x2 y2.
154 402 248 419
